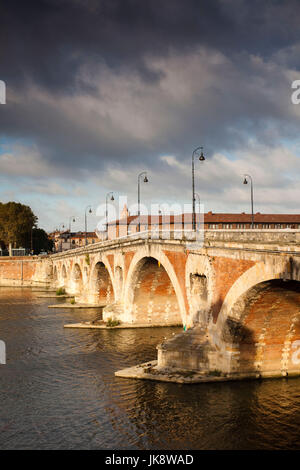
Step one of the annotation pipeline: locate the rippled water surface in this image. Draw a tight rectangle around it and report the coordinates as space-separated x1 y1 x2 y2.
0 287 300 449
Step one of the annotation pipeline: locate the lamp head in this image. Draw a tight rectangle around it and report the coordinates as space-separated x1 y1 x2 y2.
243 178 248 185
199 150 205 162
89 208 92 214
111 195 114 201
144 176 148 183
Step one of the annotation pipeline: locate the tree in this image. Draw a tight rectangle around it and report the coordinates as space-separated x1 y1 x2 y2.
32 228 54 254
0 202 37 249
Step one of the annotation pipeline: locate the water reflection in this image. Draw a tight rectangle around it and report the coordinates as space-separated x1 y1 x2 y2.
0 288 299 449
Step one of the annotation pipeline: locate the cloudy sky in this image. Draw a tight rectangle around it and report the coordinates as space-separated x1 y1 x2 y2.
1 0 300 232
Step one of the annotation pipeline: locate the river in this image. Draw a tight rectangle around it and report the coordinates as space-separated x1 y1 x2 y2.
0 287 299 450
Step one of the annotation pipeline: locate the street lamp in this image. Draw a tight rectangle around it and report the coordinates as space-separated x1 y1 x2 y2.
195 192 201 230
58 223 65 252
106 192 114 236
85 205 92 246
69 216 75 250
138 172 149 232
243 174 254 229
192 146 205 231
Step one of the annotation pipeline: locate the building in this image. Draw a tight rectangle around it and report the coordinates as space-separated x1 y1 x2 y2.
49 211 300 248
107 211 300 240
69 231 98 248
49 230 98 252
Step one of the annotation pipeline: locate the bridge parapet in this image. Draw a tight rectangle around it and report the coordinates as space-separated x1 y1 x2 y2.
205 229 300 246
51 229 300 261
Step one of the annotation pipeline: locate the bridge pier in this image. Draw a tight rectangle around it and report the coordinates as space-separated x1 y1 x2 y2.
102 301 126 322
157 326 218 373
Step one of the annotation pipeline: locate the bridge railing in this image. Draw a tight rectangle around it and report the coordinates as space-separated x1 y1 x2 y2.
51 228 300 258
116 229 199 241
97 228 300 246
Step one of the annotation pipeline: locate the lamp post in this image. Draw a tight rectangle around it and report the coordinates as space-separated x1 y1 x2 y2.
69 216 75 250
243 174 254 229
192 146 205 231
106 192 114 237
58 223 65 252
195 192 201 230
138 172 149 232
85 205 92 246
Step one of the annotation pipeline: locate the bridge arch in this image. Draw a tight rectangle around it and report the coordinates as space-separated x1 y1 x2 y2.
124 249 185 325
90 261 114 305
215 258 300 332
212 258 300 377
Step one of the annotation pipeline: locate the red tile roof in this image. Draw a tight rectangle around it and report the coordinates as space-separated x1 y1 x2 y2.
107 212 300 226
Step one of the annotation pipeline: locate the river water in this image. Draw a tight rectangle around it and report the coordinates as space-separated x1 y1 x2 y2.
0 287 300 450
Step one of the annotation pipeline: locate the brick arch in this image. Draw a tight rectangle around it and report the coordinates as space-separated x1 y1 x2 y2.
124 249 186 325
90 261 114 305
214 258 299 334
90 254 115 290
218 278 300 377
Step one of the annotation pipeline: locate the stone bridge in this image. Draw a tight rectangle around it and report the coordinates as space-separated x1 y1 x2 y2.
2 229 300 381
48 229 300 381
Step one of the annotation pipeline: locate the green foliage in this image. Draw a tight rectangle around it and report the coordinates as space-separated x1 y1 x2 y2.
106 317 121 327
85 253 90 265
0 202 37 249
56 287 66 296
70 298 76 305
32 227 54 254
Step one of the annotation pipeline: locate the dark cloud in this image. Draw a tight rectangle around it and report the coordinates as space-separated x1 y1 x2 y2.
1 0 300 91
0 0 300 181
